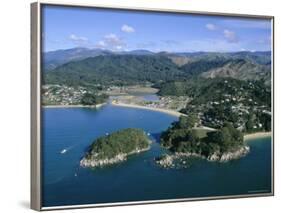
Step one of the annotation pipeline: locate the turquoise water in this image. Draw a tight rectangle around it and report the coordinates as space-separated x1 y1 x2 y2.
42 105 272 207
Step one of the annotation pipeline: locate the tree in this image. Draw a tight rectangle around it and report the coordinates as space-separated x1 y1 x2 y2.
205 122 243 153
176 114 198 129
89 128 150 160
246 119 254 132
81 93 108 105
258 113 271 131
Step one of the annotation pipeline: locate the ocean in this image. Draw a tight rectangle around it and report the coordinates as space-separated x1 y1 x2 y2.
42 105 272 207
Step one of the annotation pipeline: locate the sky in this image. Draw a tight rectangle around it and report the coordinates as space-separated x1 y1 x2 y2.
42 5 272 53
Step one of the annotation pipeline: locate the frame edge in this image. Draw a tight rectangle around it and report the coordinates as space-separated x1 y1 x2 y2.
31 2 42 211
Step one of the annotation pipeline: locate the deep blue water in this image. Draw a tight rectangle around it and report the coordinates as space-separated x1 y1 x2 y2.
42 105 272 207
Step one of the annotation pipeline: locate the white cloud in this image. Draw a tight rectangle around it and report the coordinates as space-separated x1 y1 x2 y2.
95 40 106 48
206 23 217 31
69 34 88 42
223 30 239 43
121 24 135 33
115 45 123 50
94 33 126 50
104 33 123 46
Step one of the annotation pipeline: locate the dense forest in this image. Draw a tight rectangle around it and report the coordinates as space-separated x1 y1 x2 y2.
160 116 245 157
44 48 271 70
84 128 150 160
44 55 185 86
80 93 108 105
43 51 271 87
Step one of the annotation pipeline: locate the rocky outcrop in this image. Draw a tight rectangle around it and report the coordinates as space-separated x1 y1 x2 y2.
208 146 250 162
156 152 203 168
156 146 250 168
155 154 174 168
80 147 150 168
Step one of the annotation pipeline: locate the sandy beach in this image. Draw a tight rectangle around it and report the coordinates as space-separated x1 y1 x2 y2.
111 101 186 117
244 132 272 141
43 103 106 109
43 102 272 141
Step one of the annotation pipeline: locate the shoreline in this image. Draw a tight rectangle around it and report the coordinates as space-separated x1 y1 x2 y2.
42 103 106 109
244 132 272 141
111 101 186 117
80 146 151 168
156 146 250 168
42 102 272 142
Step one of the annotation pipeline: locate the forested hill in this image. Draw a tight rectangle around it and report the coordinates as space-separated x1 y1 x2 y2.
166 51 271 66
44 48 271 70
201 59 271 85
43 49 271 86
44 55 185 86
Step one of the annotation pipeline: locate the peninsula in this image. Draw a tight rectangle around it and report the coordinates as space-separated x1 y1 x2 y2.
156 116 250 168
80 128 151 168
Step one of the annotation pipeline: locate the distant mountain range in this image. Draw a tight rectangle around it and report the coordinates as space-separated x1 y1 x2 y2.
43 47 271 86
44 48 154 70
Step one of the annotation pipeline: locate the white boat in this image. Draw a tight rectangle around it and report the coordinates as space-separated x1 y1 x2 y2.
60 149 67 154
147 132 151 136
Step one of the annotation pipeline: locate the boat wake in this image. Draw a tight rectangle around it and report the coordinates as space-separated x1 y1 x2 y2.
60 145 76 154
60 149 67 154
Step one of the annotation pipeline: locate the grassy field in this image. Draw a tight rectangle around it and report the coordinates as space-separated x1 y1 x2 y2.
192 128 213 139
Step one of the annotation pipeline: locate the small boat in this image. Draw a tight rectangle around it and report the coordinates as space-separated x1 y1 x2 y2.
106 132 109 136
60 149 67 154
74 173 77 177
147 132 151 136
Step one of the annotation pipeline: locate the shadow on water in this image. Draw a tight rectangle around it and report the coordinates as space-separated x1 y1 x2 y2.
150 132 162 143
83 144 92 153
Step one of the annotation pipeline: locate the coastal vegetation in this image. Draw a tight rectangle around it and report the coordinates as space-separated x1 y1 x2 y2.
157 78 271 133
161 116 244 153
80 93 108 105
80 128 151 168
157 116 250 167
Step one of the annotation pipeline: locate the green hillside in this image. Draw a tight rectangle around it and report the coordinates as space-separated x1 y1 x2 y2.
44 55 185 86
43 50 271 87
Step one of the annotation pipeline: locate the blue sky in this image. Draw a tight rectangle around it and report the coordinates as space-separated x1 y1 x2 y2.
42 5 272 52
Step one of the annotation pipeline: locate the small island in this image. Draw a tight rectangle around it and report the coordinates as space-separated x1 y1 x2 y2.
80 128 151 168
157 115 250 168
